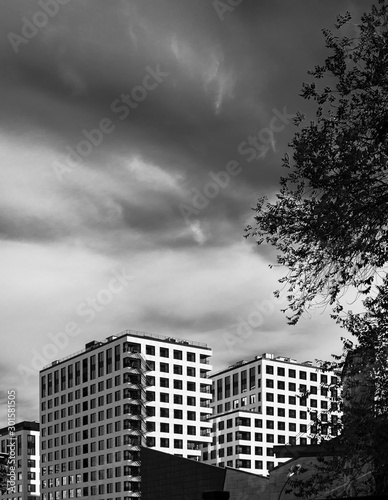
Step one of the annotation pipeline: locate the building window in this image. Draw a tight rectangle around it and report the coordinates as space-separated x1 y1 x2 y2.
160 347 169 358
187 367 196 377
241 370 247 392
188 381 196 391
289 369 296 378
27 435 36 455
249 367 256 390
160 423 169 433
225 376 231 398
187 352 195 362
160 378 169 388
233 373 239 396
173 350 183 360
160 408 169 418
146 345 155 356
277 367 285 376
174 410 183 419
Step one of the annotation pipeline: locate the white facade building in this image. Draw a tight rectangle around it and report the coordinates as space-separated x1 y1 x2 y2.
202 353 340 476
0 421 40 500
39 329 212 500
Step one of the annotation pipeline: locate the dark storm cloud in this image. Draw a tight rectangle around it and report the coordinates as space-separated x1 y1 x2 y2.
0 0 374 252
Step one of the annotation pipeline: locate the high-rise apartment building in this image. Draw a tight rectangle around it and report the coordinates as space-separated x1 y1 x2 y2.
0 421 40 500
39 329 212 500
202 353 340 476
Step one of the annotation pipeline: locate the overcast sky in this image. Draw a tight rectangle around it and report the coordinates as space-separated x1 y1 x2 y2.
0 0 373 424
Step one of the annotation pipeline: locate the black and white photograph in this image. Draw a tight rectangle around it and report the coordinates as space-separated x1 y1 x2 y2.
1 0 387 498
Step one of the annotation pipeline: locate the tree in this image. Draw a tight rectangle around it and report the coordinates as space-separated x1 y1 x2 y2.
0 452 8 495
286 283 388 497
245 0 388 325
244 1 388 495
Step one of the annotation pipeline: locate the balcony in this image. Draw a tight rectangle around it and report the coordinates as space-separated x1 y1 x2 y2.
235 418 251 427
236 431 251 441
236 446 251 455
187 442 200 450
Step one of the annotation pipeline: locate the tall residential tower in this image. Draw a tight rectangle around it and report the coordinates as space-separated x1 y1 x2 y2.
0 421 40 500
39 329 213 500
202 353 340 476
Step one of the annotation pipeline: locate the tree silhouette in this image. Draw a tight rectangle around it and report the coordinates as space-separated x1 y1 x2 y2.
245 0 388 325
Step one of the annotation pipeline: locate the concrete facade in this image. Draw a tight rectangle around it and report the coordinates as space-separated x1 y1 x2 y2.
202 353 340 476
0 421 40 500
39 329 213 500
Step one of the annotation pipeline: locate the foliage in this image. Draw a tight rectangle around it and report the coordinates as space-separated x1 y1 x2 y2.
245 0 388 324
244 1 388 494
286 280 388 497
